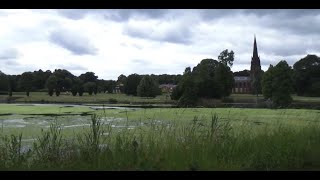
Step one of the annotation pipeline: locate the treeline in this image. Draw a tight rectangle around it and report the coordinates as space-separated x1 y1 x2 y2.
1 52 319 106
0 69 182 97
170 53 320 107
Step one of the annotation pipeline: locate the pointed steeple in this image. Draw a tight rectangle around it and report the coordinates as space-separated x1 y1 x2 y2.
253 35 258 59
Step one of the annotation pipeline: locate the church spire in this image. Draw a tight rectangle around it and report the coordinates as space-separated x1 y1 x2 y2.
253 35 258 59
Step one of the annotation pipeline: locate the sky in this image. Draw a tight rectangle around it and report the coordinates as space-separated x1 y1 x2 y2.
1 9 320 80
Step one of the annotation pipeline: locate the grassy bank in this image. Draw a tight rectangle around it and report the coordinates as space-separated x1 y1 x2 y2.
1 92 320 106
0 92 174 104
0 113 320 170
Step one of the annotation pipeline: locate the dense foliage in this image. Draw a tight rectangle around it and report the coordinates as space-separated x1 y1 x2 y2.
262 61 293 107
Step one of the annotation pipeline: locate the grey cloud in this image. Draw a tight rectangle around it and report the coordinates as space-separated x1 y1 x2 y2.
132 59 150 65
104 9 168 22
242 9 320 18
4 60 20 66
56 9 168 22
200 9 320 35
49 29 97 55
0 48 20 60
56 9 94 20
123 22 193 45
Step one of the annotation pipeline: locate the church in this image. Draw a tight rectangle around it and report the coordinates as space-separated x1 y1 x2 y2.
232 36 262 94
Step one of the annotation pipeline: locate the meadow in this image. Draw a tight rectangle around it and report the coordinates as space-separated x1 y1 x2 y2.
2 92 320 105
0 92 174 104
0 104 320 170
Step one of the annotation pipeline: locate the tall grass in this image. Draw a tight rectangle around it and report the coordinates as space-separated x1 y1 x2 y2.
0 113 320 170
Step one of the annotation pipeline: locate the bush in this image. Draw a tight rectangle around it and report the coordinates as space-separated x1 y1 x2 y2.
221 97 234 103
108 98 118 104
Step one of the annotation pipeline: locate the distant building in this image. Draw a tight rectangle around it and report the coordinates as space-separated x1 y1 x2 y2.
113 83 124 94
159 84 177 93
232 76 251 93
233 36 262 94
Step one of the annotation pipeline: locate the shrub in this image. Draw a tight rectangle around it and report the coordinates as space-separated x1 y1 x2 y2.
108 98 118 104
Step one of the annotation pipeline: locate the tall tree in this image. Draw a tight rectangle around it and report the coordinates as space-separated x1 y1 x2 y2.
33 69 52 90
137 75 160 98
293 54 320 97
262 61 293 107
84 82 96 95
124 73 141 96
0 71 8 92
262 65 274 100
71 77 83 96
46 75 57 96
19 72 34 97
214 62 235 98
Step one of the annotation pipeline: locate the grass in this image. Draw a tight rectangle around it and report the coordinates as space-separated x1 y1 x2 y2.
230 93 320 103
1 104 319 139
1 92 320 107
0 92 174 104
1 112 320 170
0 104 319 170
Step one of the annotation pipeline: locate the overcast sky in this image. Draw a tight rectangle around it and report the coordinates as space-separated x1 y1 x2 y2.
1 9 319 80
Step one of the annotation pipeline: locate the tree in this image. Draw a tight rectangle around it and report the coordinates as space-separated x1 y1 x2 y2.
262 65 274 100
171 67 192 100
78 85 84 96
19 72 34 97
137 75 160 98
293 54 320 97
177 75 198 107
46 75 57 96
33 69 52 90
71 77 83 96
79 72 98 83
218 49 234 67
124 74 141 96
0 71 8 92
6 75 17 97
251 70 263 102
214 62 234 98
93 84 98 95
172 58 234 107
84 82 96 95
262 61 293 107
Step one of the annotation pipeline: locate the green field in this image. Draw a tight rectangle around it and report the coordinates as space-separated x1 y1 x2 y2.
1 104 320 138
1 104 320 170
0 92 174 104
1 92 320 105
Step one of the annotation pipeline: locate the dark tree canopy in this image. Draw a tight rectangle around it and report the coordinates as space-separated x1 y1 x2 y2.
172 58 234 106
46 75 58 96
79 72 98 83
293 54 320 97
262 60 293 107
124 73 141 96
84 82 96 95
19 72 34 96
0 71 8 92
137 75 160 98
